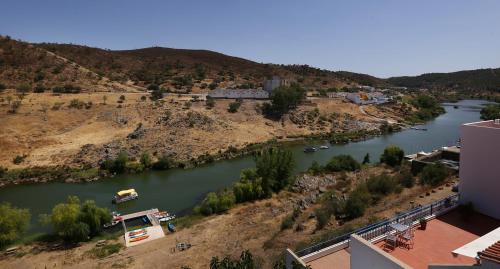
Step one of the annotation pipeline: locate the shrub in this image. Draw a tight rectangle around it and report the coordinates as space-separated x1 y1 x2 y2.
345 184 371 219
315 208 331 230
380 145 404 167
0 83 5 91
0 203 30 248
68 99 86 109
8 100 21 114
13 155 26 164
33 85 46 93
307 161 323 175
228 99 242 113
325 155 360 172
87 243 122 258
480 104 500 120
52 84 81 94
366 173 397 200
152 155 173 170
140 152 152 168
420 163 448 186
362 153 370 164
101 151 128 174
206 97 215 109
16 84 31 94
280 214 294 230
397 170 415 188
198 190 235 216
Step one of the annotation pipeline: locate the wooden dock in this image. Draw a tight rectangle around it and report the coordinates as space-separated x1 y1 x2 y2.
120 208 159 222
120 208 165 247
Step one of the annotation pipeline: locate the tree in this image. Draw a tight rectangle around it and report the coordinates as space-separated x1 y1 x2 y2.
480 104 500 120
16 84 31 94
102 95 107 105
345 184 371 219
232 168 265 203
325 155 360 172
101 151 128 174
255 148 295 196
380 145 404 167
45 196 110 243
0 203 30 248
420 163 448 186
263 84 306 118
362 153 370 164
307 161 323 175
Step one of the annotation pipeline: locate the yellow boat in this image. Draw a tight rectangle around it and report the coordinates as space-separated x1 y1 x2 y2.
112 189 138 204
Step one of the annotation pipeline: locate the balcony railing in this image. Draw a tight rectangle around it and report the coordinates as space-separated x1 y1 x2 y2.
296 194 459 258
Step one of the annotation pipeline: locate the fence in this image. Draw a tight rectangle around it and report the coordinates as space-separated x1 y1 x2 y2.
296 194 459 258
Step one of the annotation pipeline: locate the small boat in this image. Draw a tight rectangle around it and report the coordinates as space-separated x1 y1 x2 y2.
152 211 169 218
128 229 146 236
129 231 147 238
167 223 176 232
304 147 317 153
112 189 138 204
129 235 149 243
453 105 459 109
103 216 123 228
158 215 176 222
319 145 329 149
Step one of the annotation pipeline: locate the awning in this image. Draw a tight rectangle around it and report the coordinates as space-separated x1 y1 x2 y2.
452 227 500 258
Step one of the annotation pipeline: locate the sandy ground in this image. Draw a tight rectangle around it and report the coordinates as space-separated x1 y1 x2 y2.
0 170 457 269
0 92 404 170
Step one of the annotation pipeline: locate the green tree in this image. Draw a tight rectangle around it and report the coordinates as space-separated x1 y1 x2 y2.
345 184 371 219
380 145 404 167
325 155 360 172
232 169 265 203
480 104 500 120
45 196 110 243
263 84 306 118
0 203 30 248
152 154 173 170
255 148 295 196
307 161 323 175
420 163 448 186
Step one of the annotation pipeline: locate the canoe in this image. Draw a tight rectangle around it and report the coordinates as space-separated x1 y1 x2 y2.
128 229 146 236
129 235 149 242
129 231 147 238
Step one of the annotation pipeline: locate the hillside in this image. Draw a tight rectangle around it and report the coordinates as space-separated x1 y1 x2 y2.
387 68 500 92
0 36 141 92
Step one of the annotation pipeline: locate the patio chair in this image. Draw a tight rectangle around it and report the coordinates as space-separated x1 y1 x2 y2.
399 229 414 249
384 234 398 250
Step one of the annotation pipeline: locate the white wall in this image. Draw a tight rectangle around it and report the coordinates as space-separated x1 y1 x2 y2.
459 122 500 219
350 234 412 269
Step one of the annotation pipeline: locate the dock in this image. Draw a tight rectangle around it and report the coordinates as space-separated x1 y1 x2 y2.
120 208 165 247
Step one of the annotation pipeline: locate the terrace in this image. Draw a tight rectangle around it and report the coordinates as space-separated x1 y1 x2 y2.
286 194 500 269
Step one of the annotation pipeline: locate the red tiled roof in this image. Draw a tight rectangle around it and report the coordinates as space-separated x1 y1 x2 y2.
479 241 500 264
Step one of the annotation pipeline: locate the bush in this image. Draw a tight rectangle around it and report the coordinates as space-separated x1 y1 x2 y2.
52 84 81 94
210 250 255 269
480 104 500 120
345 184 371 219
420 163 448 186
43 196 110 243
280 214 294 230
152 155 173 170
362 153 370 164
68 99 86 109
380 145 404 167
0 83 5 91
205 97 215 109
366 173 397 199
16 84 31 94
13 155 26 164
198 190 235 216
140 152 152 168
307 161 323 175
315 208 331 230
33 85 46 93
325 155 360 172
397 170 415 188
0 203 30 248
228 99 242 113
101 151 128 174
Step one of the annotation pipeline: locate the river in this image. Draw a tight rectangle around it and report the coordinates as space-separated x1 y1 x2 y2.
0 99 490 234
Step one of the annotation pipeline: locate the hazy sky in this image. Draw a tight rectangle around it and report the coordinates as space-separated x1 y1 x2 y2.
1 0 499 77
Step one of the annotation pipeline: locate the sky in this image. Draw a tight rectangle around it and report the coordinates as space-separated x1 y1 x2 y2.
1 0 499 78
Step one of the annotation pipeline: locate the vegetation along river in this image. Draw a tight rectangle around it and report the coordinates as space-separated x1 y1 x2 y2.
0 99 491 234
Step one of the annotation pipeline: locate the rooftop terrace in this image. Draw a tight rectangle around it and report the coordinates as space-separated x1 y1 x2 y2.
375 210 500 269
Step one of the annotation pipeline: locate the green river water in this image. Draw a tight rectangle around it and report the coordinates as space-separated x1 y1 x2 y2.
0 99 491 234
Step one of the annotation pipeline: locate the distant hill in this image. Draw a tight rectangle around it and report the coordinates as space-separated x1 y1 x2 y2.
1 35 498 93
387 68 500 92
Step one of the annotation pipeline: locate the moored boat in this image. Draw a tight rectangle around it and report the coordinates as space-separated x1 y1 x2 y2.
112 189 138 204
319 145 329 149
304 146 317 153
130 235 149 242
